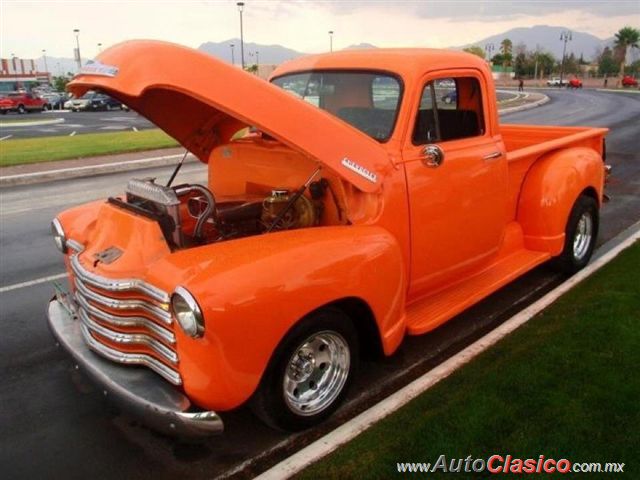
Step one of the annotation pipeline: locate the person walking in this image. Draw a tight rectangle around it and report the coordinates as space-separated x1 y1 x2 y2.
518 78 524 92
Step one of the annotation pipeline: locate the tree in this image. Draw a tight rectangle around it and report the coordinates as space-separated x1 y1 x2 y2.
614 26 640 77
598 47 619 76
463 46 485 59
499 38 513 68
53 75 70 92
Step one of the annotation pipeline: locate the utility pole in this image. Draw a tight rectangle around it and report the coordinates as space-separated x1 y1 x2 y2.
42 49 48 74
73 28 82 71
230 43 235 65
329 30 334 52
559 30 572 86
237 2 245 69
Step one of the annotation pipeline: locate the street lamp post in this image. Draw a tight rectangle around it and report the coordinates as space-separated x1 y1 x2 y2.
255 50 259 67
73 29 82 71
230 43 235 65
484 43 494 63
559 30 572 86
98 43 103 53
329 30 334 52
237 2 245 69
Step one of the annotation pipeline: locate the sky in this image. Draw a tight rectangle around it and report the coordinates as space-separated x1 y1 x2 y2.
1 0 639 59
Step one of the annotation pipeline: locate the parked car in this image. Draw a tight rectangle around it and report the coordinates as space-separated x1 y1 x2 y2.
621 75 638 87
68 91 124 111
2 92 48 113
567 77 583 89
40 92 65 109
48 41 609 437
441 90 457 104
546 77 568 87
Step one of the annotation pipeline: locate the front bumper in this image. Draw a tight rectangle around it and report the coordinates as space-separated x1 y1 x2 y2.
47 297 224 437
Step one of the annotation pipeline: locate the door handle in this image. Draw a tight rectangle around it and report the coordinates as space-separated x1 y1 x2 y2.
422 144 444 168
483 151 502 161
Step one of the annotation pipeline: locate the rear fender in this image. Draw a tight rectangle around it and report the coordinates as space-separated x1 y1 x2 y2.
147 225 407 410
517 147 603 255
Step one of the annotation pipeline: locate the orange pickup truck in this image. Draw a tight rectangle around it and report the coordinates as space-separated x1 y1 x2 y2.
47 41 609 436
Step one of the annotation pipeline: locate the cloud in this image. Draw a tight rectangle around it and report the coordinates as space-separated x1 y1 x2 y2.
321 0 640 20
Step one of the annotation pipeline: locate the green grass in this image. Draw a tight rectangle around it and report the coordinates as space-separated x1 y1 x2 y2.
300 243 640 479
0 129 178 167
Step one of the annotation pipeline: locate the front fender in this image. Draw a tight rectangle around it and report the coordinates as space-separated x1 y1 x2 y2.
517 147 603 255
146 225 406 411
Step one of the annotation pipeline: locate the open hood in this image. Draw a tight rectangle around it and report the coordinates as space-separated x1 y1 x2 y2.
68 40 390 193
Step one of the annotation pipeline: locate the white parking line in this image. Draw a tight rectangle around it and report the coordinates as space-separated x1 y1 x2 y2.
0 135 12 141
0 273 67 294
254 223 640 480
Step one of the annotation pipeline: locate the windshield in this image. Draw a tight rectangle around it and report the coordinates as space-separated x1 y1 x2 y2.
271 71 401 142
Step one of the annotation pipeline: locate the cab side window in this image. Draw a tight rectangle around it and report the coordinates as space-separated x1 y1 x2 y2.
413 77 485 144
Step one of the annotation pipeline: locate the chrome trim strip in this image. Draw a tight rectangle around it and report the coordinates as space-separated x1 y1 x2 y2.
75 294 175 344
483 151 503 161
70 253 170 303
75 277 172 325
80 324 182 385
79 309 178 365
66 239 84 253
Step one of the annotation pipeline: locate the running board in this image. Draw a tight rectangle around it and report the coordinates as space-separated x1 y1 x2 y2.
406 249 550 335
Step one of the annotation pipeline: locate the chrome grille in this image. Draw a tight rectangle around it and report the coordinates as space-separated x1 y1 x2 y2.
69 251 181 385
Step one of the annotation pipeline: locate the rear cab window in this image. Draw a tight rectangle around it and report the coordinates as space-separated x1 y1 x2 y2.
413 77 485 145
272 71 402 142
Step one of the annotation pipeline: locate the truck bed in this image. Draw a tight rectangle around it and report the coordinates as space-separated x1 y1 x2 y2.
502 124 608 219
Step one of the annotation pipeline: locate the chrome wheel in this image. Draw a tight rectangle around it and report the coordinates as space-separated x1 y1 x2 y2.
283 331 350 416
573 212 593 261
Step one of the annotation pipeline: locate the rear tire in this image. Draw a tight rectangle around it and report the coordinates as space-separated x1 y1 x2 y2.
554 194 599 274
17 104 26 114
250 308 358 431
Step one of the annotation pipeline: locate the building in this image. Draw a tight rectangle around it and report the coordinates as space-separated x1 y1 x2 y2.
0 57 51 93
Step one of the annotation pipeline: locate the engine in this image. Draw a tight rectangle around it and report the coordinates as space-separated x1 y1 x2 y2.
118 177 323 249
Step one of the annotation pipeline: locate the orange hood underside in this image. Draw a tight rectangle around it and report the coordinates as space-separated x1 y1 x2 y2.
68 40 389 193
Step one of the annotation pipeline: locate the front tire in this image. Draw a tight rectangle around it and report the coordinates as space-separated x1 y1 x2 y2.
554 194 599 274
251 308 358 431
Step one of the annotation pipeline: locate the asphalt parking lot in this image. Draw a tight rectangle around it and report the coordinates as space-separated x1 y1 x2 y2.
0 88 638 479
0 110 155 139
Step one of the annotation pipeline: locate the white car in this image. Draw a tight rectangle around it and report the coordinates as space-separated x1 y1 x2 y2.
546 77 568 87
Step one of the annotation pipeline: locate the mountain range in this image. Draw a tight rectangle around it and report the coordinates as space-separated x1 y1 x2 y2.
33 25 637 75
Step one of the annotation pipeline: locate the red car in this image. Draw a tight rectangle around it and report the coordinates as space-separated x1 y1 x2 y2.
2 92 48 114
0 96 14 114
621 75 638 87
567 78 582 89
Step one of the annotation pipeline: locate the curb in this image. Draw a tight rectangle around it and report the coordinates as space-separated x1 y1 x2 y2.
0 153 189 187
254 221 640 480
499 93 550 115
596 88 640 94
0 117 65 128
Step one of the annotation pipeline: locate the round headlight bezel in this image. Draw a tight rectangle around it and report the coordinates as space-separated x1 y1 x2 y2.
51 218 67 253
171 286 205 338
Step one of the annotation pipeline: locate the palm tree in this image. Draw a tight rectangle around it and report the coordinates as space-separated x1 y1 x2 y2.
500 38 513 69
614 26 640 78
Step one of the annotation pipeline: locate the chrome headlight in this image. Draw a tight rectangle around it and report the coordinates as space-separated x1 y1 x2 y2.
51 218 67 253
171 286 204 338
